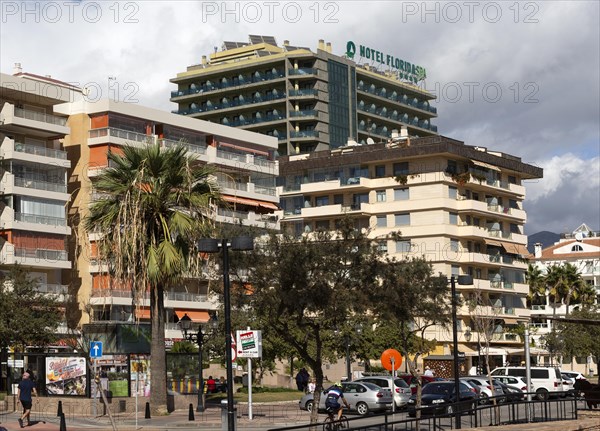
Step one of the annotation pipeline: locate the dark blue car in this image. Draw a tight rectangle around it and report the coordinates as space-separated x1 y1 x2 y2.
407 381 478 417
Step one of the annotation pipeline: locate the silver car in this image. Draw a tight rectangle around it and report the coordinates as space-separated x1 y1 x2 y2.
461 376 505 404
299 382 392 416
355 376 412 408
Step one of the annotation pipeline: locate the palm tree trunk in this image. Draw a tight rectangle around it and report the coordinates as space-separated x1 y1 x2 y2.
150 283 168 413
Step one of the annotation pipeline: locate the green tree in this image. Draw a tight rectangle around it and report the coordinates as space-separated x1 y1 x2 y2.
237 219 382 424
0 265 63 351
556 307 600 369
85 143 218 413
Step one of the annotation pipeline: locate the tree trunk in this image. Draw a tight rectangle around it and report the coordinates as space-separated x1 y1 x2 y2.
150 283 168 414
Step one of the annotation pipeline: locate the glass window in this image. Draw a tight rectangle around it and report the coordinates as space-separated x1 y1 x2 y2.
393 162 409 176
396 240 411 253
510 223 520 234
376 190 386 202
334 194 344 205
375 165 386 177
376 215 387 227
394 188 409 200
448 186 458 199
316 220 329 231
449 212 458 225
395 213 410 226
377 241 388 252
450 239 459 252
315 196 329 207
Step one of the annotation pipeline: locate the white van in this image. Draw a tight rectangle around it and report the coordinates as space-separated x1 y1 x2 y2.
490 366 563 399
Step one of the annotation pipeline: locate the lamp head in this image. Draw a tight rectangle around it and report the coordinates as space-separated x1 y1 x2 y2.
178 313 192 332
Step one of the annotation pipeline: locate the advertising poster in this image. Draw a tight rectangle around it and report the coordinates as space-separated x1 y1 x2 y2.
130 354 150 397
45 357 87 396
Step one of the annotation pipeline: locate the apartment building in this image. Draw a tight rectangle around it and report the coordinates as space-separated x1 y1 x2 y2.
529 223 600 373
170 35 437 157
0 69 79 337
276 133 542 367
54 98 279 342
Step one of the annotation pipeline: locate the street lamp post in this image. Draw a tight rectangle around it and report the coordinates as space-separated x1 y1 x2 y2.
178 313 218 413
450 274 473 430
335 324 362 382
197 236 254 431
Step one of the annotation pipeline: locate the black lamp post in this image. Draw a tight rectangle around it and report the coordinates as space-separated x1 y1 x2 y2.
178 312 218 412
450 274 473 430
336 324 363 382
197 236 254 431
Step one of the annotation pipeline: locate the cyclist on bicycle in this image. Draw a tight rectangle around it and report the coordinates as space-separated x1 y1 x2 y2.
325 382 350 420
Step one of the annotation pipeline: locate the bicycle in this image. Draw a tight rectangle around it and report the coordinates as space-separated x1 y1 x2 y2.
323 407 349 431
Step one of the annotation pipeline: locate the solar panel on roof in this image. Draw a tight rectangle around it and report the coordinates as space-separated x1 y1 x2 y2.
256 51 273 57
249 35 263 44
249 35 277 45
223 41 247 50
262 36 277 46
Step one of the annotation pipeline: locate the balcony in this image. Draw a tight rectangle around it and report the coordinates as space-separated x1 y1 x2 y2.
0 103 70 138
14 176 67 193
288 68 317 76
357 85 437 114
88 127 154 147
290 130 319 139
0 243 71 269
290 110 317 119
0 138 69 168
14 212 67 227
158 138 207 155
289 89 317 97
224 114 285 128
171 70 285 99
174 93 286 116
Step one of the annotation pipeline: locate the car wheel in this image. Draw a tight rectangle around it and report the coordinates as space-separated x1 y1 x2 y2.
356 402 369 416
536 389 549 401
479 393 489 405
305 400 313 412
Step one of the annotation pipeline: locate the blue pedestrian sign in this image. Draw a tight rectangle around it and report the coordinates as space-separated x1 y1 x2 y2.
90 341 103 358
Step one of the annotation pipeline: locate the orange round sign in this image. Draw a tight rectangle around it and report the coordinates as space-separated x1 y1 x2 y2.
380 349 403 371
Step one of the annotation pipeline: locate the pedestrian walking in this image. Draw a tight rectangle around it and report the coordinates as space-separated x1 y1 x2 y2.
17 372 37 428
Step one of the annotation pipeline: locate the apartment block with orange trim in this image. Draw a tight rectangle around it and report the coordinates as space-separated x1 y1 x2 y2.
1 68 81 340
54 98 279 344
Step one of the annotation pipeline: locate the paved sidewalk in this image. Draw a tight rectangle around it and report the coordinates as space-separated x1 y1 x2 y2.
0 401 311 431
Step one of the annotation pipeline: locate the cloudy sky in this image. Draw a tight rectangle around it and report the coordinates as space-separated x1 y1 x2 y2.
2 0 598 235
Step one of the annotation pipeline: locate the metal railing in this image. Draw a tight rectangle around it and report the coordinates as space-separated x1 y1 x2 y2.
159 138 207 155
13 248 68 261
14 212 67 227
14 107 67 126
89 127 154 144
14 142 68 159
170 71 285 97
14 176 67 193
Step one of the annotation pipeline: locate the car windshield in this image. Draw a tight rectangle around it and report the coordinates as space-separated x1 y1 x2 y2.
423 383 452 394
394 378 409 388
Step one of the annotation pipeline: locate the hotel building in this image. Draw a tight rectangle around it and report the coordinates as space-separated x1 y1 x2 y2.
170 35 438 157
276 134 542 367
54 98 279 341
529 223 600 373
0 69 79 335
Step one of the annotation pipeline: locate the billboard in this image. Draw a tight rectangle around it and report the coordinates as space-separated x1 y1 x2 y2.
45 357 87 396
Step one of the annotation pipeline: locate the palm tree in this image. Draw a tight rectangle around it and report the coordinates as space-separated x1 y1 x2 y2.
85 143 219 413
526 263 546 306
561 263 586 315
544 264 569 319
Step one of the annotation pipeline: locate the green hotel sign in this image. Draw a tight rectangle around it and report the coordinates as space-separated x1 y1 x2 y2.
345 41 427 84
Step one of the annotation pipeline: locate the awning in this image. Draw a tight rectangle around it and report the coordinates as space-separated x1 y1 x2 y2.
259 201 279 210
217 141 269 157
135 308 151 319
460 344 478 356
175 310 210 323
501 242 530 257
472 160 501 171
503 318 519 325
479 347 509 356
222 195 278 211
484 239 503 247
505 347 549 355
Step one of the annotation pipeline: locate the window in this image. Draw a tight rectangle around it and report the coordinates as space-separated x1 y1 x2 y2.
446 160 457 174
450 239 459 252
510 223 521 234
394 188 409 200
451 265 460 277
377 241 388 252
393 162 409 176
396 240 411 253
315 196 329 207
448 186 458 199
395 213 410 226
375 165 386 177
376 215 387 227
353 193 369 208
376 190 386 202
316 220 329 231
449 212 458 225
334 194 344 205
571 244 584 252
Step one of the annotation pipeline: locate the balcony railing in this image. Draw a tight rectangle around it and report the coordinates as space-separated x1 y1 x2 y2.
175 93 286 116
14 212 67 227
357 85 438 114
218 208 249 220
165 291 208 302
225 114 284 127
488 230 512 239
89 127 154 144
357 107 437 132
487 204 512 215
171 71 285 98
254 185 277 196
290 110 317 118
14 176 67 193
14 142 68 160
14 107 67 126
289 89 317 97
37 283 69 295
288 68 316 76
290 130 318 138
159 138 207 155
14 248 68 261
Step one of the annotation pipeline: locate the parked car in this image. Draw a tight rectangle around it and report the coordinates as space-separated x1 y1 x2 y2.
460 376 506 404
561 373 575 396
399 374 438 395
407 381 479 417
494 380 525 402
491 366 563 400
299 381 392 416
561 371 587 382
355 376 411 409
492 375 534 393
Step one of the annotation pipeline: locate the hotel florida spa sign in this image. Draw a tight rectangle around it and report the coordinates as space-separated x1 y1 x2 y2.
345 41 427 84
